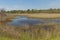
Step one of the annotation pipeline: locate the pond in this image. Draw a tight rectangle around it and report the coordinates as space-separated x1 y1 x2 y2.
8 16 60 27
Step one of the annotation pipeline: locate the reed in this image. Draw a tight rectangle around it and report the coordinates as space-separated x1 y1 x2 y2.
0 22 60 40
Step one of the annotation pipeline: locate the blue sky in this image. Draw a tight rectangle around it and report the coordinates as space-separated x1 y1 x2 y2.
0 0 60 10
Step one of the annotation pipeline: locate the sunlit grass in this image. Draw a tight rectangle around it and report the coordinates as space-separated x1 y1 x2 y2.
7 13 60 19
0 37 17 40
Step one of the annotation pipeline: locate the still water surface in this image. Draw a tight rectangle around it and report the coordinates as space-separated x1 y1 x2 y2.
8 16 60 27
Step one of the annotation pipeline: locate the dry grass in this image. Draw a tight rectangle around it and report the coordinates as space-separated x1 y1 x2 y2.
7 13 60 18
0 13 60 40
0 21 60 40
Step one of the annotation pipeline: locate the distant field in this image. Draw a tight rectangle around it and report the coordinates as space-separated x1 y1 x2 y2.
7 13 60 19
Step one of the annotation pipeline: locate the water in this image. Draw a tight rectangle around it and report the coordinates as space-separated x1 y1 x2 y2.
8 16 60 27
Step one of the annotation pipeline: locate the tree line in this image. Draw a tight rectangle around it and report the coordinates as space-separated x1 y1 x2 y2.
1 8 60 14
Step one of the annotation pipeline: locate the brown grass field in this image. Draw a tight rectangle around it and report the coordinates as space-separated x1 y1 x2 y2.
0 13 60 40
6 13 60 19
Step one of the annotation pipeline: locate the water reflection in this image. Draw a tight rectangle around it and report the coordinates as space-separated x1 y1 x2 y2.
8 16 60 27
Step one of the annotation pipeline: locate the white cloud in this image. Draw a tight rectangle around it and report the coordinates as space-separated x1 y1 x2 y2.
0 0 60 10
0 5 22 10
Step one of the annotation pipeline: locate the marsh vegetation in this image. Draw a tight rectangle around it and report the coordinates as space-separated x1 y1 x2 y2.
0 21 60 40
0 9 60 40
